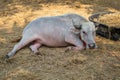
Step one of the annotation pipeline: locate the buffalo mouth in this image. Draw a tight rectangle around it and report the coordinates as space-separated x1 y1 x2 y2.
83 41 97 49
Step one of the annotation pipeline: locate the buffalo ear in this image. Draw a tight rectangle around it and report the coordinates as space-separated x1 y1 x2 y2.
75 25 82 30
70 28 80 34
72 19 82 30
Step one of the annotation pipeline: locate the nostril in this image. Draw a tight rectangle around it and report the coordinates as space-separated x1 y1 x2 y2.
88 43 95 49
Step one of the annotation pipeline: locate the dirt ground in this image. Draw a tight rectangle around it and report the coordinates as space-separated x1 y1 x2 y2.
0 0 120 80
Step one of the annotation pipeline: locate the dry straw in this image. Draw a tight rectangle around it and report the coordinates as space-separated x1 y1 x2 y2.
97 13 120 28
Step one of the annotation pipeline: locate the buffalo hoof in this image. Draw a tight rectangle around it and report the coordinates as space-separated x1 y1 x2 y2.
1 55 11 63
65 46 72 52
3 55 10 62
5 55 9 59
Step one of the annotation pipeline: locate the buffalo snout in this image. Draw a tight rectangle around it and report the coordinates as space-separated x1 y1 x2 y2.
88 43 96 49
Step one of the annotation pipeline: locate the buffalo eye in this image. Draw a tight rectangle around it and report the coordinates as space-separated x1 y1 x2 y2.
83 31 87 35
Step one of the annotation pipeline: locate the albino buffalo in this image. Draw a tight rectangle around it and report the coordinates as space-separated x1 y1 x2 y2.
5 13 97 59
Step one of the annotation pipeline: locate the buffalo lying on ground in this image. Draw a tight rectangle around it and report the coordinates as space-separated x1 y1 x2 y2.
6 13 97 59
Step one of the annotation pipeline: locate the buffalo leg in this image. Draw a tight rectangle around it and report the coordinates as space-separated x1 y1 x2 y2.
6 36 37 59
65 34 85 51
29 42 41 55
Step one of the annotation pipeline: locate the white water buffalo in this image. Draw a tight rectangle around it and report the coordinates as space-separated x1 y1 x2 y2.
5 13 97 59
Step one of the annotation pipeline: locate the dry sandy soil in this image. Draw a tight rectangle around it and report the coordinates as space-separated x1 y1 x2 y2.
0 0 120 80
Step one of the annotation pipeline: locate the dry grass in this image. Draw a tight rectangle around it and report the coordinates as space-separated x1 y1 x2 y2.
97 13 120 27
0 0 120 80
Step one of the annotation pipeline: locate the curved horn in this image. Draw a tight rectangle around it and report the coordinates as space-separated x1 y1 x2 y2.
88 12 114 27
72 19 82 30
